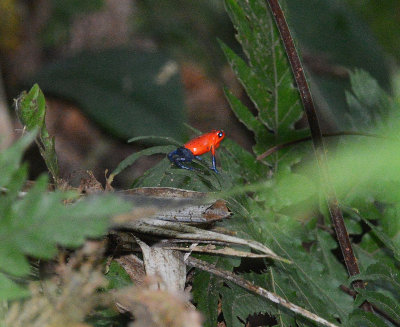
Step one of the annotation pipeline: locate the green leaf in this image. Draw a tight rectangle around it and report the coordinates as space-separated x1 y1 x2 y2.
220 44 272 133
0 244 31 277
284 0 390 129
0 131 36 188
345 69 392 130
192 257 238 327
221 139 266 183
128 135 181 146
15 84 46 130
134 158 225 192
30 48 186 140
220 282 278 327
0 134 133 299
15 84 59 182
238 210 353 322
105 261 133 290
222 86 266 135
355 289 400 323
0 175 132 271
315 230 347 280
0 274 30 300
263 173 317 212
348 309 391 327
348 263 400 293
133 158 173 188
0 187 131 297
222 0 304 171
348 209 400 262
112 145 176 177
192 271 220 327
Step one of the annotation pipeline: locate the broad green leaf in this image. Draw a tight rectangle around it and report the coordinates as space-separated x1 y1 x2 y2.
220 45 272 132
0 133 133 299
31 49 185 140
0 175 132 271
222 0 305 171
112 145 175 177
123 137 228 191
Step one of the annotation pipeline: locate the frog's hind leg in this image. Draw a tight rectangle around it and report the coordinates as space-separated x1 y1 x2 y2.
168 147 195 171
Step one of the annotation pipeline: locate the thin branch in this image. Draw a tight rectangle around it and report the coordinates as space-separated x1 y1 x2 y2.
187 257 339 327
264 0 372 311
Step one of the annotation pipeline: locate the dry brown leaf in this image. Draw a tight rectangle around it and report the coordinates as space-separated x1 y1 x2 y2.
115 277 202 327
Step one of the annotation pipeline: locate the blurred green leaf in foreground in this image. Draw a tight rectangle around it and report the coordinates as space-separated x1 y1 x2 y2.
1 85 132 301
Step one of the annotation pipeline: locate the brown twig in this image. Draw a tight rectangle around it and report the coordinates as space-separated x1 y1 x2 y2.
264 0 372 311
187 257 339 327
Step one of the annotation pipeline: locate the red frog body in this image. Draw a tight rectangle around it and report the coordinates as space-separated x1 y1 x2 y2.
168 130 225 173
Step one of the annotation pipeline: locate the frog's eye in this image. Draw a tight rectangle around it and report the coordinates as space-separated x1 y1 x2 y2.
218 131 224 138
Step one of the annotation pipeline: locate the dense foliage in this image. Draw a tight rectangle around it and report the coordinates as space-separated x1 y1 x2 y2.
2 0 400 326
112 1 400 326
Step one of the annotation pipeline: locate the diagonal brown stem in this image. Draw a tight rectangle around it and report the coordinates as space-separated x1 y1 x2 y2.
264 0 372 312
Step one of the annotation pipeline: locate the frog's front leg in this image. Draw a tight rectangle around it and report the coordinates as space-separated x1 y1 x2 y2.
210 146 219 173
211 155 218 173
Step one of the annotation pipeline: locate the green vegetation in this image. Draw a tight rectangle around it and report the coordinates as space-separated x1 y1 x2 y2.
112 1 400 326
2 0 400 326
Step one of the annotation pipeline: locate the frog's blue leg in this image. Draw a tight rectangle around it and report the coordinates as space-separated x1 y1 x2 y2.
167 149 179 162
168 147 195 171
210 154 219 173
194 155 203 161
174 155 195 171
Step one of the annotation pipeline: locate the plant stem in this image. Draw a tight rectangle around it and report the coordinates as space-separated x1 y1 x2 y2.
264 0 372 312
